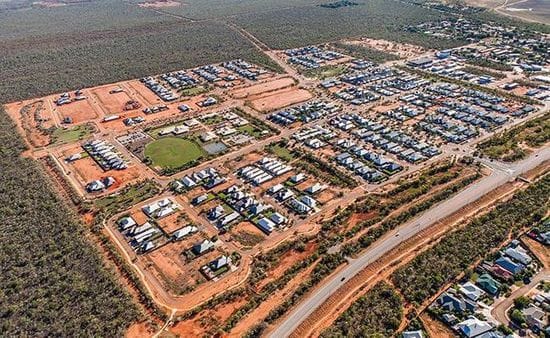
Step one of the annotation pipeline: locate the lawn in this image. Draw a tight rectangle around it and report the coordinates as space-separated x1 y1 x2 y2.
302 65 348 79
51 124 94 145
237 124 265 138
95 180 160 215
144 137 205 170
181 86 210 97
268 143 296 161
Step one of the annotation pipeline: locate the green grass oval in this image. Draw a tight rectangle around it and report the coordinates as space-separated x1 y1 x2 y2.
144 137 204 169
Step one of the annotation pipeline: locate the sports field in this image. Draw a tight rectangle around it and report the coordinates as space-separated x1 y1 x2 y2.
144 137 204 170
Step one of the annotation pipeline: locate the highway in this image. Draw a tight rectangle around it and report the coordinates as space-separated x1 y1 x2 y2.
269 146 550 338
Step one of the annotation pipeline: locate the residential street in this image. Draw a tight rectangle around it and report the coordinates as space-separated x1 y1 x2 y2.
490 270 549 326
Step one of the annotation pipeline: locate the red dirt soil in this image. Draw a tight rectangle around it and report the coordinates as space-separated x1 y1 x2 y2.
231 77 296 99
56 98 99 124
92 85 139 115
125 322 155 338
257 242 317 290
249 88 313 113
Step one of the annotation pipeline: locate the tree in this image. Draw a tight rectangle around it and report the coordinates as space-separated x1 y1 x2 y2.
513 296 530 310
510 309 526 325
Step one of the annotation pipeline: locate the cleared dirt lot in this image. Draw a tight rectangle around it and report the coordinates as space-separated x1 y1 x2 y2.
61 146 142 194
126 80 163 106
143 234 214 296
156 211 189 234
420 312 455 338
257 242 317 290
92 85 139 115
230 77 296 99
343 37 427 59
170 296 248 337
230 263 318 338
56 97 99 124
230 221 267 249
248 87 313 113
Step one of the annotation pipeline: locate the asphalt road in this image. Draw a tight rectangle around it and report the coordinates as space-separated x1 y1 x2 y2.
269 146 550 338
491 270 549 326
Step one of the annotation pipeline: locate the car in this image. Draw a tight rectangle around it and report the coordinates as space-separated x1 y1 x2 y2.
340 277 346 282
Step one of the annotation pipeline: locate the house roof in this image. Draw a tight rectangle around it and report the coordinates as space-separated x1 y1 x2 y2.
457 317 492 338
402 330 423 338
476 274 500 294
193 239 214 254
460 281 485 301
270 212 287 225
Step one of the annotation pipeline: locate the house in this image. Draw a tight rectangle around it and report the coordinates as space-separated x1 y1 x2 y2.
218 212 240 227
305 138 326 149
118 216 136 230
442 313 458 325
257 217 275 234
157 206 175 219
489 264 513 281
268 183 284 195
381 162 403 174
103 176 115 188
504 246 532 265
130 222 153 236
402 330 424 338
208 205 225 220
249 203 270 216
141 241 155 253
200 131 219 142
523 305 546 331
456 317 493 338
335 152 351 164
181 176 197 188
178 104 190 112
459 282 485 301
192 239 214 256
476 332 505 338
495 257 525 275
289 198 311 214
142 201 161 216
438 292 476 313
86 180 106 192
66 153 82 162
172 225 198 240
290 173 306 184
209 255 229 271
300 195 317 209
276 189 295 202
270 212 287 226
305 183 326 194
192 194 209 205
476 274 500 295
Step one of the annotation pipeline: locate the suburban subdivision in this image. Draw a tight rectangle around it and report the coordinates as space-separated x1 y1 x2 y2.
1 0 549 337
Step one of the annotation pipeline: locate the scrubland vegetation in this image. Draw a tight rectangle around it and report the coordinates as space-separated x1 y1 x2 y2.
321 282 403 337
477 112 550 162
392 173 550 304
0 108 139 335
231 0 465 50
0 15 280 103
